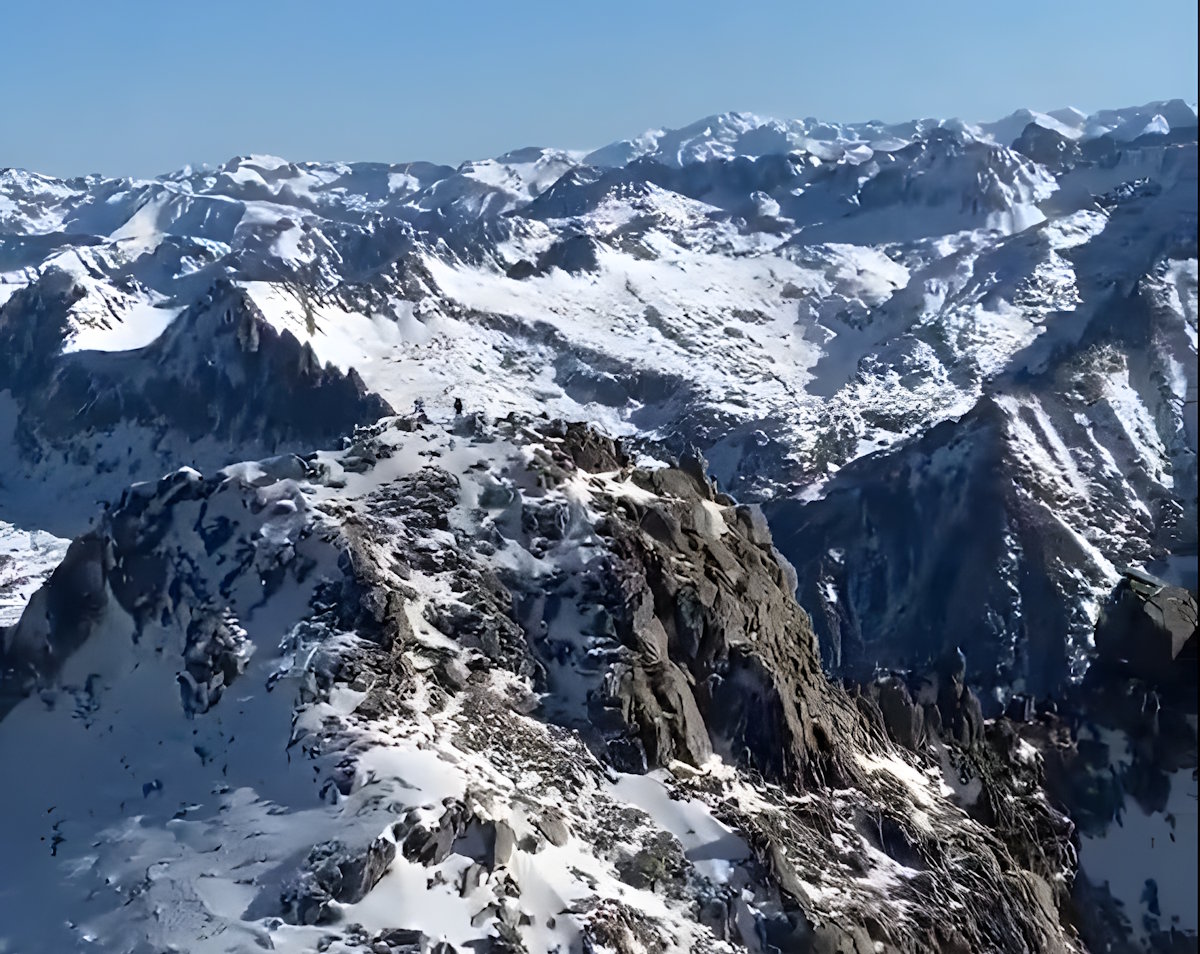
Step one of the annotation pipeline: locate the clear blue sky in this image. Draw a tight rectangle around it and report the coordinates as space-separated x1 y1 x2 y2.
3 0 1196 177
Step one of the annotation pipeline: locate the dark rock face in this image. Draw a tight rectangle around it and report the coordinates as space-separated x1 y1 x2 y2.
281 836 397 925
504 259 537 280
1094 570 1198 686
765 379 1191 704
0 535 110 717
526 424 863 789
514 423 1083 952
0 272 392 529
852 659 1080 922
766 403 1049 693
1 464 328 720
1013 122 1082 169
535 233 601 275
177 611 250 716
761 181 1198 704
1010 660 1198 953
601 488 855 786
868 676 927 751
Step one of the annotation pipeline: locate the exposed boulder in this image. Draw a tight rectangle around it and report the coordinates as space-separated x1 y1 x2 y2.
280 836 397 925
1094 568 1198 686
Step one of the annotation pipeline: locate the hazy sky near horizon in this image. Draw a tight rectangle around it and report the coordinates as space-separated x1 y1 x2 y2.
3 0 1197 177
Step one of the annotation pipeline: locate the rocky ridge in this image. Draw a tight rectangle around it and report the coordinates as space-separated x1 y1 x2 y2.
1 416 1085 953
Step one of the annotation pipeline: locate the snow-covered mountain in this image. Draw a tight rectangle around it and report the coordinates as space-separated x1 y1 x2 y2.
0 99 1196 953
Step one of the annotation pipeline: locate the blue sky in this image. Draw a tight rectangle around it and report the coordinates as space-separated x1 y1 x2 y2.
3 0 1197 177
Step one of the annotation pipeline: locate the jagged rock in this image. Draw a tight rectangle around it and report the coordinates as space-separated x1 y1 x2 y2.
1 535 109 717
591 452 856 786
178 611 249 716
521 500 570 541
448 411 489 442
536 233 600 275
677 444 715 500
254 453 311 483
281 836 396 925
1094 568 1198 685
1005 693 1036 722
505 259 537 280
555 422 629 473
399 802 472 867
938 677 985 750
0 276 394 487
493 819 516 868
733 504 773 548
1012 121 1082 168
438 655 472 690
872 676 926 751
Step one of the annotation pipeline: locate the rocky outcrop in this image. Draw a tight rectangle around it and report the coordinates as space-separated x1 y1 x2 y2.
0 417 1091 954
1094 568 1198 686
765 402 1048 693
0 535 109 718
508 423 1085 953
282 836 398 925
1012 122 1082 170
1 462 331 720
600 468 864 789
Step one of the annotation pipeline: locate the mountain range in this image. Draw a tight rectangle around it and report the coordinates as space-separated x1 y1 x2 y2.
0 98 1196 954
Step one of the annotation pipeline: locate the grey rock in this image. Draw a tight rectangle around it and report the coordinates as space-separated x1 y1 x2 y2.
493 819 516 868
281 836 396 925
533 809 570 847
1094 570 1198 685
874 676 926 751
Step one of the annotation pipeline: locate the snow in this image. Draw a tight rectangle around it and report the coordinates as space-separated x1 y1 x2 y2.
460 149 580 198
0 279 27 308
610 770 751 883
1079 756 1199 943
0 588 322 952
854 751 945 815
421 238 831 421
108 190 171 253
61 298 183 353
579 104 1171 171
244 280 432 372
978 108 1088 147
0 520 69 625
0 97 1195 952
934 741 983 807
